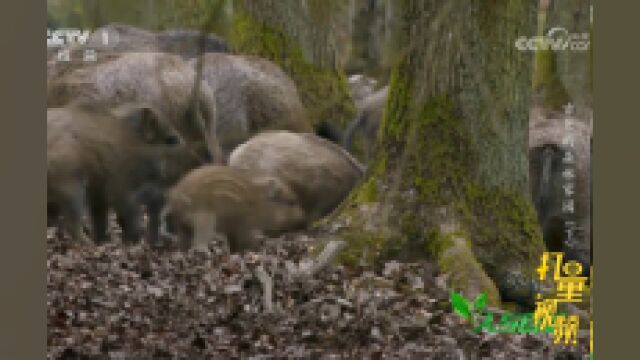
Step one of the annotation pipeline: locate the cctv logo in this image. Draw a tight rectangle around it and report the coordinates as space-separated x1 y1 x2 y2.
47 28 115 48
515 27 590 52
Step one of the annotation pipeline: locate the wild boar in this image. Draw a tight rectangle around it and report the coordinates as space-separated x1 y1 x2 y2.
529 117 591 274
193 53 313 158
47 102 204 245
163 166 306 252
229 131 365 224
47 51 221 163
343 85 388 163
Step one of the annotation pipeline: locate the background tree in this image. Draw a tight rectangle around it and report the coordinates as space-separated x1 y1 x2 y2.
228 0 356 133
346 0 401 83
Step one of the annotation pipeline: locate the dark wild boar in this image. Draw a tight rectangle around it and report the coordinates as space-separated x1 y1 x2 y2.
47 52 220 162
164 166 306 252
229 131 365 224
47 102 204 245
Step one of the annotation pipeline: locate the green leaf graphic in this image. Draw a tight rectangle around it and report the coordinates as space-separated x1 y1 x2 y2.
474 312 495 333
474 292 488 312
497 312 519 333
516 313 538 334
451 291 471 320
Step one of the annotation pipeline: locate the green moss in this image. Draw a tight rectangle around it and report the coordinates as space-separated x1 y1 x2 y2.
460 185 545 281
379 58 413 143
422 229 501 306
337 230 389 268
351 154 387 203
229 11 355 130
424 230 456 259
354 178 378 203
533 49 571 110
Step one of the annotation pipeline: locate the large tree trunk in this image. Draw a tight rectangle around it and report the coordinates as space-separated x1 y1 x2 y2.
335 0 545 307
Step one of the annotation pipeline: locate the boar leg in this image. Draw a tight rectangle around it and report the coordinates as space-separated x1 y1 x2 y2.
228 226 258 254
87 185 108 244
191 212 216 251
114 199 141 245
56 182 86 243
176 223 193 251
146 202 161 247
144 193 165 248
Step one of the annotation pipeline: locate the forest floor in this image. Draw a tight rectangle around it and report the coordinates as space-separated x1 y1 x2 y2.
47 219 590 359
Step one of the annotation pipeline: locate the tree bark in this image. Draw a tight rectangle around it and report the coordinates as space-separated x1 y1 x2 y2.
229 0 356 132
346 0 401 81
335 0 545 307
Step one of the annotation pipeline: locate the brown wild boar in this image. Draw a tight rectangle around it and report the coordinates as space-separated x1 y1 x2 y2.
529 117 591 275
47 102 204 245
47 52 221 162
343 85 388 163
229 131 365 224
193 53 313 158
164 166 306 252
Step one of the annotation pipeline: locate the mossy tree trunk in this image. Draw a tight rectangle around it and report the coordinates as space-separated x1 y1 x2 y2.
346 0 401 82
229 0 356 132
336 0 545 308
